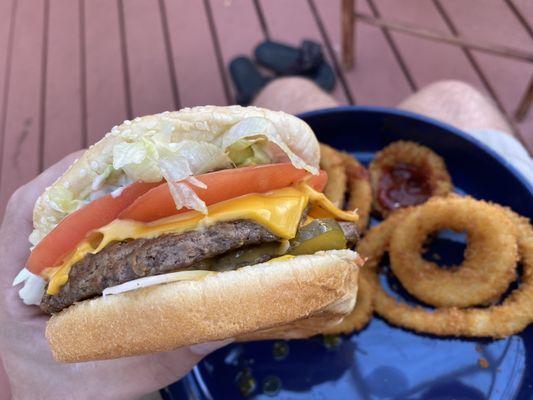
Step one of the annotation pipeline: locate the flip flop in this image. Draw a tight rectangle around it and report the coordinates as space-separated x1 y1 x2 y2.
229 56 272 106
254 40 336 92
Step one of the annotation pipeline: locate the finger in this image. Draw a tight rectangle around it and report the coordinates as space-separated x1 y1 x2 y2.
0 151 84 284
75 339 233 399
189 338 234 356
3 150 84 224
129 339 234 395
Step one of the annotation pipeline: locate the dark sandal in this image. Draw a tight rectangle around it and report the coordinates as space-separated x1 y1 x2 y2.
254 40 336 92
229 56 272 106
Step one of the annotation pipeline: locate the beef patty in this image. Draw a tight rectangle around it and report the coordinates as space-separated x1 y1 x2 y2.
40 220 358 314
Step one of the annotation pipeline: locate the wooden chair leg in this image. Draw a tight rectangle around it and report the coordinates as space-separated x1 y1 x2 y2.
342 0 355 70
515 76 533 122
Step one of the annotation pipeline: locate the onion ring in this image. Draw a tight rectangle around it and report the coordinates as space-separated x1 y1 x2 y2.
321 275 373 334
341 153 372 233
369 141 452 217
359 207 533 339
319 144 347 208
389 196 518 308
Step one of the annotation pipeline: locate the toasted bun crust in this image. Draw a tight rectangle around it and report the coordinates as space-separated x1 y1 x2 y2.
45 250 361 362
32 106 319 242
237 300 354 341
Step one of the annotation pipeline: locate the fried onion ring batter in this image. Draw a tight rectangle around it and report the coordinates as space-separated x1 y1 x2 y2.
341 153 371 233
390 196 518 308
359 207 533 339
320 144 347 208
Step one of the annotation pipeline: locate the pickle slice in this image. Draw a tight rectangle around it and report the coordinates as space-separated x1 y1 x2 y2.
208 219 347 272
213 242 288 272
289 219 346 256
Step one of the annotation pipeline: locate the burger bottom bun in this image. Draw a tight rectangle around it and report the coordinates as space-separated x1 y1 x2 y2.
45 250 361 362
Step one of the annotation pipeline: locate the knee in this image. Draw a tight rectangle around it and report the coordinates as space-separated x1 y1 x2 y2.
252 77 338 114
398 79 511 133
400 79 489 112
257 77 321 98
426 79 479 94
420 80 486 106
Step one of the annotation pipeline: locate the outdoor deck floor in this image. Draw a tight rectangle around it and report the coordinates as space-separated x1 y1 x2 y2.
0 0 531 217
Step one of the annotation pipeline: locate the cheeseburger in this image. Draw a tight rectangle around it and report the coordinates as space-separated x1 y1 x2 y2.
13 106 363 362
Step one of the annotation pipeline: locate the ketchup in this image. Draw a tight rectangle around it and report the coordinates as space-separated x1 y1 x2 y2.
377 163 432 211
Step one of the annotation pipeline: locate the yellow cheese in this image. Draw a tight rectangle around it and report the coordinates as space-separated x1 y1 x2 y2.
45 184 357 295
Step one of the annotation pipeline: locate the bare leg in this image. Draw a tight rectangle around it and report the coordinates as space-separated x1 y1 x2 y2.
398 80 513 135
253 77 529 178
253 78 511 137
252 77 339 115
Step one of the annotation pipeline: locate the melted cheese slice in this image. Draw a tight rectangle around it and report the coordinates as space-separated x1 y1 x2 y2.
45 184 357 295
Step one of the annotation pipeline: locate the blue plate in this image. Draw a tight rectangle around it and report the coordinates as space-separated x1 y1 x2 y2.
163 107 533 400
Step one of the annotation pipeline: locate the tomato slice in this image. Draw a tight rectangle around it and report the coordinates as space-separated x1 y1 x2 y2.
27 181 161 274
119 164 327 222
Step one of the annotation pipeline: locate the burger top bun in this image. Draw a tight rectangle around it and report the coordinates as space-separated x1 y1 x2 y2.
31 106 320 245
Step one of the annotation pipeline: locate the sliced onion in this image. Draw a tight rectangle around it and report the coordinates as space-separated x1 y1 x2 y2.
102 270 216 297
12 267 31 286
13 268 46 305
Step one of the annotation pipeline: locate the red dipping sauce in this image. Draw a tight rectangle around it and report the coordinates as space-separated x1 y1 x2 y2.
377 163 432 211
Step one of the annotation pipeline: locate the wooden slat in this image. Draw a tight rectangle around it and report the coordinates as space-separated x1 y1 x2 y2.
436 0 533 149
0 0 15 140
341 0 355 69
42 0 83 168
258 0 349 104
510 0 533 34
0 0 46 215
353 11 533 62
442 0 532 52
120 0 176 117
371 0 488 92
163 0 228 107
313 0 412 106
207 0 265 102
85 0 129 144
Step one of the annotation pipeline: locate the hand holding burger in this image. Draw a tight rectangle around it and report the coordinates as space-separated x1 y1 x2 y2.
11 106 363 363
0 152 231 400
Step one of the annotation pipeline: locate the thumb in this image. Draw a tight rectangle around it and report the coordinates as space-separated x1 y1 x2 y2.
97 339 234 399
0 150 85 286
155 339 234 380
188 339 234 357
2 150 85 226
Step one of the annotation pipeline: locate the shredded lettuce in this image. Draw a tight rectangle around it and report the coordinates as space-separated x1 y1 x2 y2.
218 117 318 174
112 142 148 169
106 116 317 213
92 166 113 191
227 138 271 166
112 141 162 182
29 230 44 247
46 186 82 214
111 135 233 213
47 115 316 219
